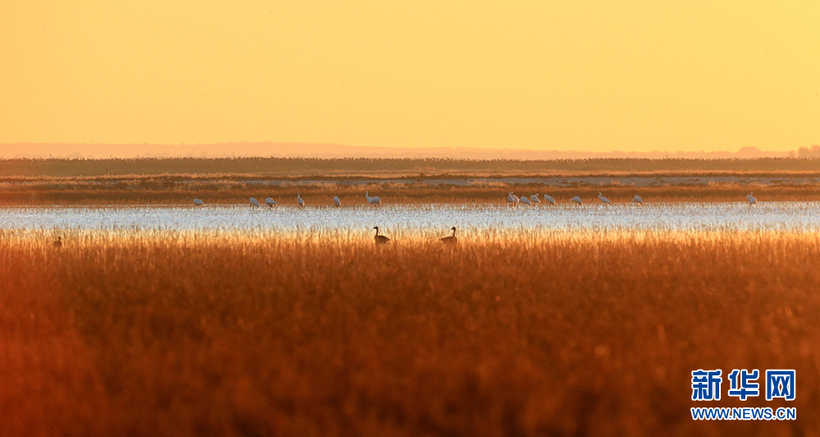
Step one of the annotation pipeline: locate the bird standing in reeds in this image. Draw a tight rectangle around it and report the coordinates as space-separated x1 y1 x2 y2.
333 196 341 207
440 227 458 244
53 236 63 248
373 227 390 244
747 192 757 205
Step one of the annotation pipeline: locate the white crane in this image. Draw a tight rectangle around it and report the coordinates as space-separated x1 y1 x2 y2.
265 198 277 208
530 194 541 205
747 192 757 205
365 191 381 205
193 198 204 206
297 193 305 207
506 191 520 205
598 192 611 205
333 196 341 207
571 196 583 205
440 227 457 244
520 196 532 206
250 197 260 208
632 195 643 205
373 226 390 244
543 194 555 205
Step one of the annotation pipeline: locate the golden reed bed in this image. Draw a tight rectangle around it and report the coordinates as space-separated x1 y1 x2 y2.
2 230 818 436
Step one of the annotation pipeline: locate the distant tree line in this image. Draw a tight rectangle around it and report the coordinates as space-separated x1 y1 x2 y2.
797 145 820 158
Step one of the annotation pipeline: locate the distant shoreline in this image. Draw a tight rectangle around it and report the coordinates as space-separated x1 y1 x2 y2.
2 142 814 160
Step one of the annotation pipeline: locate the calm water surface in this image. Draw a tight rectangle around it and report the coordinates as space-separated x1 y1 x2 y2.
2 203 820 237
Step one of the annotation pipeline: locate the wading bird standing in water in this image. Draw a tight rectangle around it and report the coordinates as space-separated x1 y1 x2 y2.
520 195 532 206
265 198 277 207
571 196 583 205
373 227 390 244
530 194 541 205
333 196 341 207
747 192 757 205
365 191 381 205
633 195 643 205
507 191 519 205
250 197 260 208
53 236 62 248
193 198 204 206
598 192 611 205
440 227 458 244
297 193 305 207
543 194 555 205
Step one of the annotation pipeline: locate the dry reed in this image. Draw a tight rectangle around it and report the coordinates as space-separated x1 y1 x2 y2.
1 230 817 436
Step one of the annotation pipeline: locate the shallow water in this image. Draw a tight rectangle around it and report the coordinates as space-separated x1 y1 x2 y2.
2 202 819 238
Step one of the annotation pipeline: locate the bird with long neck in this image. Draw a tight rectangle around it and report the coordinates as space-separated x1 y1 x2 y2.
373 226 390 244
440 227 458 244
53 236 63 248
366 191 381 205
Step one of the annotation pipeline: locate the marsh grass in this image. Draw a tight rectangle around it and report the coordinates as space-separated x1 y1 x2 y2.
2 230 819 436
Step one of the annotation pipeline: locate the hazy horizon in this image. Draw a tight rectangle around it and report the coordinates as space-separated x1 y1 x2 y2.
4 142 819 160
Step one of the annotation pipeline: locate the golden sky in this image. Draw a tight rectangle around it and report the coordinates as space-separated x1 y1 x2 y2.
1 0 818 155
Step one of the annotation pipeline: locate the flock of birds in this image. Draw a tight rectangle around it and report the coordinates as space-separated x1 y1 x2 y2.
507 191 642 206
52 191 760 248
505 191 759 206
194 190 761 209
193 191 383 209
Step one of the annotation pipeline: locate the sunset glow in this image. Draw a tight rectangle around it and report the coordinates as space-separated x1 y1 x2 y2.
2 1 819 156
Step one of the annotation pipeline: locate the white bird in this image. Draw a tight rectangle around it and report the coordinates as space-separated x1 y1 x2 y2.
265 197 277 207
365 191 381 205
747 192 757 205
193 198 204 206
520 196 532 206
543 194 555 205
250 197 260 208
632 195 643 205
530 194 541 205
297 193 305 207
506 191 520 205
598 192 611 205
333 196 341 207
571 196 583 205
